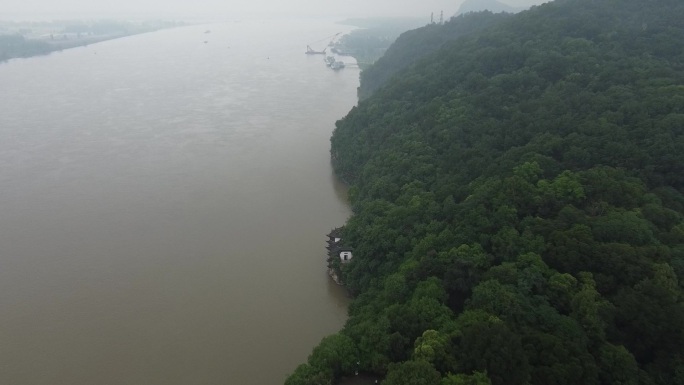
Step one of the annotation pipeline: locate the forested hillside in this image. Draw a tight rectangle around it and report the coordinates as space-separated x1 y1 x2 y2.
455 0 522 16
287 0 684 384
334 18 425 70
357 11 511 100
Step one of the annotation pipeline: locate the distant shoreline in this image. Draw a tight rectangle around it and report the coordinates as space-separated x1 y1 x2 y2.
1 33 130 62
1 20 186 63
46 33 131 49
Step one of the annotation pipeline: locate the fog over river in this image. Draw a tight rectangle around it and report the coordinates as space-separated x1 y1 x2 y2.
0 19 358 384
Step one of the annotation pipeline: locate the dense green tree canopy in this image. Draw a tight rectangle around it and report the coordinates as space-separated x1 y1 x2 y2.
288 0 684 384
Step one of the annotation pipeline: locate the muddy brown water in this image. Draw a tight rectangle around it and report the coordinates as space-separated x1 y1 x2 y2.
0 19 358 384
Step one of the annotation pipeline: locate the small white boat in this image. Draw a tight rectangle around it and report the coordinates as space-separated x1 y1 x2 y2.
330 61 345 70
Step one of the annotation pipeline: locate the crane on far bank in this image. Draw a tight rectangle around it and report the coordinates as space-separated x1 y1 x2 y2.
305 32 342 55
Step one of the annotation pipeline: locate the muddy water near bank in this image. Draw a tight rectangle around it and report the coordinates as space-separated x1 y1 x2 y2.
0 19 358 384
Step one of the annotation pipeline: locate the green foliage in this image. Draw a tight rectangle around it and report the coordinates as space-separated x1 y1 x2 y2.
570 273 611 342
591 210 655 246
335 18 425 70
284 364 332 385
596 343 639 385
291 0 684 384
383 360 442 385
357 12 512 100
454 315 530 385
308 334 358 377
441 371 491 385
413 330 448 364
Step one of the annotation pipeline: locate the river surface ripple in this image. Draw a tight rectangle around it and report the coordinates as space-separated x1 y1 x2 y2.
0 19 358 385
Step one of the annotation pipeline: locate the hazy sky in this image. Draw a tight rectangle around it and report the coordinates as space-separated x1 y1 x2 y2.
1 0 547 19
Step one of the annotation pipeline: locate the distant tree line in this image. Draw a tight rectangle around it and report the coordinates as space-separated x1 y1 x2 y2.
1 20 185 62
0 34 51 62
334 18 425 71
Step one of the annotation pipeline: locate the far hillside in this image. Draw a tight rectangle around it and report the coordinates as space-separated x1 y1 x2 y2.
456 0 524 15
334 17 426 70
356 11 512 100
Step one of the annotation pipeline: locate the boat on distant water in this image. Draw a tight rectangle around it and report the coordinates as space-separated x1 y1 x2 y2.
306 45 326 55
325 55 336 66
305 32 341 55
330 61 345 70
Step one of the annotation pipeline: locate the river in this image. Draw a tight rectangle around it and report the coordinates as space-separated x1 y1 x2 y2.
0 19 357 385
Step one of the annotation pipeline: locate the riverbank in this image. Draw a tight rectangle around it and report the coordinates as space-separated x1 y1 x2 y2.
0 19 185 62
332 17 424 70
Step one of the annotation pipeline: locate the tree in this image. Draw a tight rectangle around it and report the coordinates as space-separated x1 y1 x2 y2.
383 360 442 385
308 334 358 378
570 272 611 343
596 343 639 385
413 329 455 373
284 364 331 385
441 371 492 385
454 315 530 385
